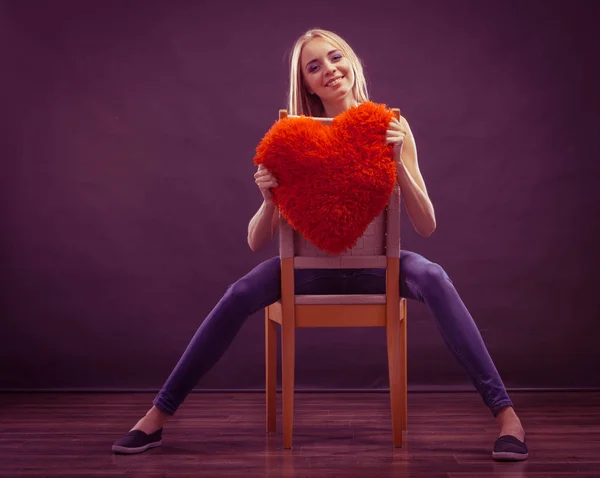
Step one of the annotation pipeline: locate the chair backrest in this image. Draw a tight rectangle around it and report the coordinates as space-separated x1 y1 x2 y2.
278 109 401 270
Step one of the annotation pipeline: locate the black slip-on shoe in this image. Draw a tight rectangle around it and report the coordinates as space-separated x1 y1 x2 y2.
112 428 163 454
492 435 529 461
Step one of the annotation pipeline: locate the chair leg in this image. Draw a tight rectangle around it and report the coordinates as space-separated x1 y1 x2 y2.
401 299 408 431
265 308 277 433
281 317 295 449
387 307 403 447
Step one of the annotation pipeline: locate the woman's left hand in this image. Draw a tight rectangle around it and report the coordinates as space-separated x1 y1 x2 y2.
386 117 408 159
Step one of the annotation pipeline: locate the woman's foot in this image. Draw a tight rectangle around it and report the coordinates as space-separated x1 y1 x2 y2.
493 406 528 461
495 406 525 442
131 406 169 435
112 406 170 455
112 428 163 455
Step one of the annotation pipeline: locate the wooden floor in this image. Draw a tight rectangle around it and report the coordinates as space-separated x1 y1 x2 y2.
1 391 599 477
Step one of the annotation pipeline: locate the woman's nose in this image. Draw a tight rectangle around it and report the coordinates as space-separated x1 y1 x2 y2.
324 61 337 74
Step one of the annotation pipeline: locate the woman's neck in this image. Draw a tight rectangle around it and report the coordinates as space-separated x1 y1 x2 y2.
321 96 359 118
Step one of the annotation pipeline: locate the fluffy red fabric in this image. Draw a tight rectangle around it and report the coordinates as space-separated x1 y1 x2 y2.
254 102 396 254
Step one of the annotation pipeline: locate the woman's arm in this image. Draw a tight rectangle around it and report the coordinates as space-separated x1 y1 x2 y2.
392 117 437 237
248 200 280 252
248 165 280 252
248 200 279 252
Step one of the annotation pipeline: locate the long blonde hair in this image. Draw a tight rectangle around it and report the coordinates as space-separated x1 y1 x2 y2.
288 29 370 117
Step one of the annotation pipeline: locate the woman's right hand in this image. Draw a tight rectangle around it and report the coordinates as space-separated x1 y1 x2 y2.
254 164 279 202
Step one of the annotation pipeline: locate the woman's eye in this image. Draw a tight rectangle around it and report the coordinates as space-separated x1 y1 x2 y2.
332 54 342 61
308 65 319 73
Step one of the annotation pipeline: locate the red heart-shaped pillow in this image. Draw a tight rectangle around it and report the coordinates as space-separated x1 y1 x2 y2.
254 102 396 254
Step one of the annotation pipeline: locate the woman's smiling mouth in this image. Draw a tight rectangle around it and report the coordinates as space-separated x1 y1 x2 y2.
326 76 344 87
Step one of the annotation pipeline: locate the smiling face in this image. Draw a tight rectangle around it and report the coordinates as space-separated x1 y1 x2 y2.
300 37 356 105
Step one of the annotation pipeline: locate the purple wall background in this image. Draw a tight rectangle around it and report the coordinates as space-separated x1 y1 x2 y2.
2 0 599 391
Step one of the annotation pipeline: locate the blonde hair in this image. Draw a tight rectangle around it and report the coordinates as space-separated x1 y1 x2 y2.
288 28 370 117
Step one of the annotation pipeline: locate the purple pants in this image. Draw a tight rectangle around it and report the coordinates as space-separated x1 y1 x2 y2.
153 251 513 416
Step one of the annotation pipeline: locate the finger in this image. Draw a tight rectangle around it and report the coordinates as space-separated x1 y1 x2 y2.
260 181 278 189
260 174 276 183
386 138 405 146
254 170 270 179
256 178 278 187
258 165 273 176
386 134 405 142
386 130 406 138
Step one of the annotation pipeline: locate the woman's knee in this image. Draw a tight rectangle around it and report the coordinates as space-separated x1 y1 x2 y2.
226 258 281 308
419 262 452 290
403 260 451 295
226 278 254 306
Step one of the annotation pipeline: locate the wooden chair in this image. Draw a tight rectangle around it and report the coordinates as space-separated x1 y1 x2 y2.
265 108 408 449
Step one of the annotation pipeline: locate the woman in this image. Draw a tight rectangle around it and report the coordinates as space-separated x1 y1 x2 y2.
112 28 528 462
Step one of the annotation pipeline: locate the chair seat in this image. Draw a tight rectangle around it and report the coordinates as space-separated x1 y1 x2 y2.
268 299 402 328
294 294 386 305
294 256 387 269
